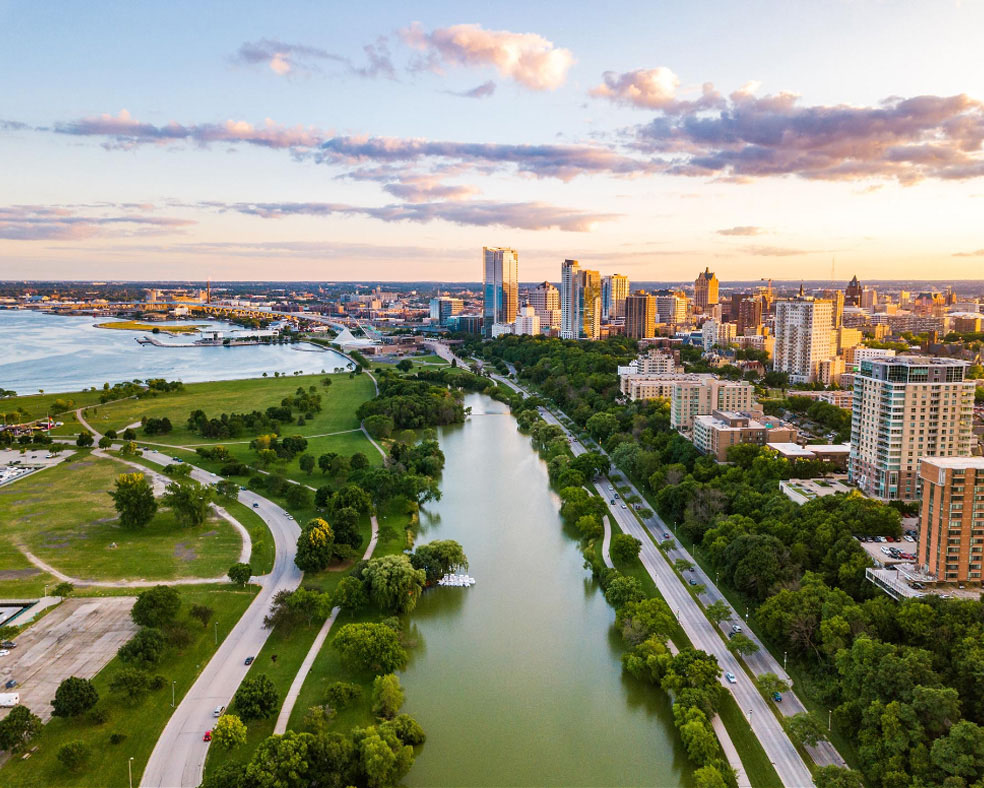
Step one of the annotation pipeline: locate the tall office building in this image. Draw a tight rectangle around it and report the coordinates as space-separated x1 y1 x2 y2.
845 275 863 306
560 259 580 339
655 291 688 325
773 299 834 384
624 291 656 339
579 269 602 340
850 357 976 501
602 274 630 321
529 281 561 330
482 247 519 338
560 260 601 340
429 296 463 325
918 457 984 584
694 267 719 312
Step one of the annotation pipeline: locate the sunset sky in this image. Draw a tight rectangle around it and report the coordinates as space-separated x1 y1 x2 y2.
3 0 984 282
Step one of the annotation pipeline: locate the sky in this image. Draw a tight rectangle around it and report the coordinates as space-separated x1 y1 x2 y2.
3 0 984 283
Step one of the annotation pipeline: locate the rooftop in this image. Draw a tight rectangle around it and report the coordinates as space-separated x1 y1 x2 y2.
920 456 984 470
768 442 815 457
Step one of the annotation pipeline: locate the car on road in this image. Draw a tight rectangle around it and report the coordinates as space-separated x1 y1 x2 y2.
286 514 294 520
731 624 742 633
772 692 782 702
203 730 212 742
244 656 254 665
688 578 697 586
0 650 8 657
610 499 615 504
614 493 619 499
725 672 737 684
0 641 15 649
621 504 627 509
172 457 183 463
662 532 671 539
213 705 225 717
253 502 260 508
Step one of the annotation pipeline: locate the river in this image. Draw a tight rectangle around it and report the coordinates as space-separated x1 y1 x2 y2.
402 394 691 787
0 310 352 394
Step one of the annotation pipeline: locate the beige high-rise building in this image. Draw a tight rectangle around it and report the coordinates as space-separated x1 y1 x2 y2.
529 281 561 330
602 274 631 321
624 291 656 339
669 377 757 429
482 246 519 338
918 457 984 584
773 299 834 384
694 267 719 312
580 269 602 340
849 357 976 501
655 291 688 325
560 260 600 340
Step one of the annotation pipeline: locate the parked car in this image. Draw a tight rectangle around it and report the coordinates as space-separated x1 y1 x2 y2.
731 624 742 633
772 692 783 702
172 457 183 463
910 581 925 589
0 650 9 657
244 656 254 665
4 679 16 689
727 631 736 639
0 641 15 649
203 730 212 742
725 672 737 684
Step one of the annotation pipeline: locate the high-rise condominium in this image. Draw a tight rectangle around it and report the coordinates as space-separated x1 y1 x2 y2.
694 267 719 312
482 247 519 338
735 296 763 336
917 457 984 584
624 291 656 339
560 259 600 339
850 357 976 501
773 299 834 383
529 281 561 330
655 290 688 325
602 274 630 321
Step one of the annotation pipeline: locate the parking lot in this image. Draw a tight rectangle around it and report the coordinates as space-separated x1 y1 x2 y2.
0 448 68 487
0 597 138 721
858 535 918 566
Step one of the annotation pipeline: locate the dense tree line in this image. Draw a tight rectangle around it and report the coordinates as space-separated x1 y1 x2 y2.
356 376 465 429
186 386 322 438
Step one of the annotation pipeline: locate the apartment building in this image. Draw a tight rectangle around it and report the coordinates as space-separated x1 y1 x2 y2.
918 456 984 584
670 377 757 430
693 410 797 461
624 291 656 339
773 299 834 384
849 356 976 501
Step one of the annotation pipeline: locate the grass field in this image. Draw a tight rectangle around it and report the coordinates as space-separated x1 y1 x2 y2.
1 389 105 420
78 372 375 443
95 320 206 333
0 588 257 788
0 452 242 586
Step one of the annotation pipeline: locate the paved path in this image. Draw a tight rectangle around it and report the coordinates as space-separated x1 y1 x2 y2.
601 515 614 569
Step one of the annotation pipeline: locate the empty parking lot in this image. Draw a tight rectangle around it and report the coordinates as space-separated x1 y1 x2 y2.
0 596 138 721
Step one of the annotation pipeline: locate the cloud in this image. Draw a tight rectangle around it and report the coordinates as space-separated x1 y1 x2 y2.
233 37 394 79
446 80 496 99
381 175 480 202
744 245 814 256
204 199 617 232
54 109 330 150
0 205 194 241
630 84 984 183
591 68 724 113
953 249 984 257
717 226 766 236
0 119 31 131
400 22 573 90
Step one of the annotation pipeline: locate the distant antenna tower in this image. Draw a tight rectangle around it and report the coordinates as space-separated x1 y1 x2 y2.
831 256 836 282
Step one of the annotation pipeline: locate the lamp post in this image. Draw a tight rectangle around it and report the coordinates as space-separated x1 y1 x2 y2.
745 606 749 621
128 757 134 788
43 584 48 599
214 621 218 646
747 708 752 723
784 651 788 671
171 680 176 708
828 709 832 732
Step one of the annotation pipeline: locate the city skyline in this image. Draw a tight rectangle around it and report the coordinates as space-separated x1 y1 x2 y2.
4 0 984 281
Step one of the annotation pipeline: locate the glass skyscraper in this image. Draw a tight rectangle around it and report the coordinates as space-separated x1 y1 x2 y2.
482 247 519 338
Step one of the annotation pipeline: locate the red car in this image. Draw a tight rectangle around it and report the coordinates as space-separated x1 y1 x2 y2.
203 730 212 742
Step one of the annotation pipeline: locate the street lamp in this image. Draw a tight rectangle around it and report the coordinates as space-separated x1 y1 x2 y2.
171 680 176 708
43 584 48 599
784 651 788 671
745 606 749 621
128 756 134 788
214 621 218 646
676 608 680 620
747 708 752 723
828 709 832 732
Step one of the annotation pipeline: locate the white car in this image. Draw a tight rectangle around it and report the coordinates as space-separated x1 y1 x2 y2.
725 672 737 684
0 650 9 657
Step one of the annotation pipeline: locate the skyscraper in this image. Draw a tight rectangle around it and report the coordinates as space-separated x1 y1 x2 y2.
735 296 763 336
694 267 719 312
579 269 602 340
560 259 580 339
845 274 863 306
529 281 561 330
773 299 834 383
917 457 984 584
850 357 976 501
602 274 630 321
482 247 519 338
655 290 688 325
560 259 600 340
624 291 656 339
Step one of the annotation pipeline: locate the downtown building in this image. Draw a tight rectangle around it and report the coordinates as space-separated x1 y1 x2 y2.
773 299 834 384
528 281 562 332
560 259 601 340
694 267 719 313
624 291 656 339
655 290 688 326
482 247 519 338
429 296 464 326
917 456 984 585
602 274 630 321
849 357 976 501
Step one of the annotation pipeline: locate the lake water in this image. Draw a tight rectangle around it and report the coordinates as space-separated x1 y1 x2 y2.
402 394 691 787
0 310 353 394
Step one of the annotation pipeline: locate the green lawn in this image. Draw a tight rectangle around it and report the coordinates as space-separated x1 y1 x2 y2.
79 372 374 444
0 452 242 584
0 588 257 788
0 389 106 421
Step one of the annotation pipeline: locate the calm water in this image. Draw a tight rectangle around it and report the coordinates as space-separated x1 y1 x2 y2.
0 310 353 394
403 394 691 787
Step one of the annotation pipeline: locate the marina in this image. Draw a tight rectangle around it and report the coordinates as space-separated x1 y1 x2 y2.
436 574 476 587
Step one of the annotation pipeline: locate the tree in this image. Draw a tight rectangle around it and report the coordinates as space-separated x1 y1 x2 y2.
616 597 676 645
0 705 42 753
674 558 695 572
363 555 426 614
109 472 157 529
350 452 370 471
755 673 790 697
233 674 280 721
372 674 405 719
813 766 866 788
244 730 314 788
215 479 239 500
117 627 167 667
299 454 316 475
53 581 74 597
783 712 827 747
692 765 729 788
122 428 137 441
57 741 90 772
132 585 181 628
610 533 642 565
333 576 368 611
325 681 363 709
705 600 732 626
284 482 312 509
726 633 760 657
604 575 646 609
98 436 112 448
363 415 394 440
162 480 213 527
409 540 468 584
228 562 252 586
396 359 414 372
318 452 338 475
109 667 151 699
930 720 984 782
333 622 408 674
295 518 339 572
190 604 214 628
263 588 330 632
212 714 248 749
76 432 94 447
51 677 99 718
